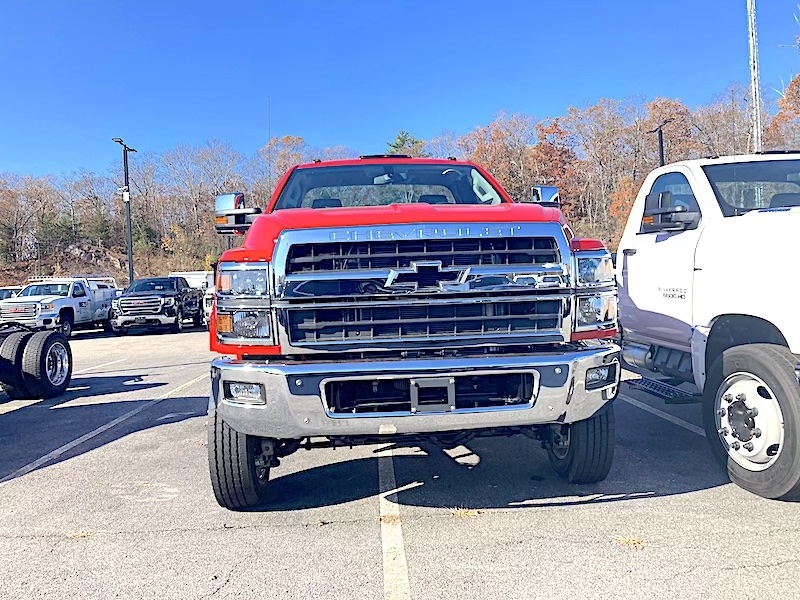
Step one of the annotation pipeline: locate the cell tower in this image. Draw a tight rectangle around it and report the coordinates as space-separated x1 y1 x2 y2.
747 0 763 152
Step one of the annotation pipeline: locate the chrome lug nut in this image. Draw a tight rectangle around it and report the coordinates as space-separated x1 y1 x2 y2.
743 442 754 452
718 427 729 436
730 441 741 451
717 408 726 417
747 407 758 418
736 393 746 401
752 428 762 438
723 394 733 403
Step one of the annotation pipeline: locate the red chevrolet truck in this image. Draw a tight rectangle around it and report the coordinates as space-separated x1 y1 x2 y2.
207 155 620 509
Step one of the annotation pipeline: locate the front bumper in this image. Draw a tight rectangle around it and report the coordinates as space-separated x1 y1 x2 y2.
0 316 57 330
112 313 176 328
211 344 621 440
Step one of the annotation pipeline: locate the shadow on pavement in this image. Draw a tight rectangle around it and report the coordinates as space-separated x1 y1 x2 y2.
258 400 729 511
0 381 206 483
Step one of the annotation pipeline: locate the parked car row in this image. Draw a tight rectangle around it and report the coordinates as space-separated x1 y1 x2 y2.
0 271 215 337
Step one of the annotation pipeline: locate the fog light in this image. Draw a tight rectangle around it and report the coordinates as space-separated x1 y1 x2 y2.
585 364 615 390
224 381 265 404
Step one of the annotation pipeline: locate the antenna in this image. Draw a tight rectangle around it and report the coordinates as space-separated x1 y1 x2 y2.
747 0 763 153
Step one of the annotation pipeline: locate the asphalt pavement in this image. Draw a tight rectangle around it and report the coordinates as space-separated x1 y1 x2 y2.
0 329 798 600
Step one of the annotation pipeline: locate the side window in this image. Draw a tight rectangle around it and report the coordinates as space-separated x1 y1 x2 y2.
179 278 189 290
73 283 87 297
640 172 700 232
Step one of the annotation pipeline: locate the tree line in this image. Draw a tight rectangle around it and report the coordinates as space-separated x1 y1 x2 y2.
1 76 799 283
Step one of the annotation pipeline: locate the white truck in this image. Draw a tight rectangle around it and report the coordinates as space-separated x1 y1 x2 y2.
0 276 119 337
616 151 800 500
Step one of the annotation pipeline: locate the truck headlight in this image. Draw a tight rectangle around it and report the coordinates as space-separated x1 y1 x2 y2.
111 299 119 310
217 263 270 298
217 310 271 339
576 255 614 287
575 294 617 330
40 303 55 312
162 297 176 307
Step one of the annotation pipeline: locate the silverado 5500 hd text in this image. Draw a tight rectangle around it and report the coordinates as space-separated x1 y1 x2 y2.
617 152 800 500
208 156 620 510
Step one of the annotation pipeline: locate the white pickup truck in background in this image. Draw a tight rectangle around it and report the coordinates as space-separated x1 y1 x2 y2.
0 276 119 337
616 151 800 500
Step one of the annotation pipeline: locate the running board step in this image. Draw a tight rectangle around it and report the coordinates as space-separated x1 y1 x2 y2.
625 377 701 404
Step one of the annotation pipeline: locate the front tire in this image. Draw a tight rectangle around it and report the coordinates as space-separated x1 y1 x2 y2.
547 403 615 484
208 410 271 510
703 344 800 500
192 310 204 328
171 309 184 334
59 313 73 338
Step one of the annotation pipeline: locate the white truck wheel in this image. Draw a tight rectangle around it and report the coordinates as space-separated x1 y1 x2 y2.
703 344 800 500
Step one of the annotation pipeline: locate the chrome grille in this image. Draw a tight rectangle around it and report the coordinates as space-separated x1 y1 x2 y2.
286 297 562 345
118 297 162 315
286 237 560 274
0 303 38 321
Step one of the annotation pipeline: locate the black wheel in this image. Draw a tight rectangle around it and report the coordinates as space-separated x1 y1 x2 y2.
113 326 128 337
103 311 114 333
59 312 73 338
208 410 271 510
171 309 184 334
0 332 33 399
192 309 204 328
21 331 72 399
703 344 800 500
547 403 615 484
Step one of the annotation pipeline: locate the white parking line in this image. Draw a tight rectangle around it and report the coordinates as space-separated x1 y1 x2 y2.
73 358 127 375
619 393 706 437
377 447 412 600
0 372 209 486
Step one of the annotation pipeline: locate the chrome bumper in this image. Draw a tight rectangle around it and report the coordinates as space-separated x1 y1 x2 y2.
211 344 621 440
112 314 175 327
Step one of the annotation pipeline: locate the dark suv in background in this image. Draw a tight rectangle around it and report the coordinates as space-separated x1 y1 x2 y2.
110 276 204 335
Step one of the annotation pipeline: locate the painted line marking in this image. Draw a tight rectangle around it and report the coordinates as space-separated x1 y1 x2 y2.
377 446 412 600
0 373 209 486
73 358 126 375
619 393 706 437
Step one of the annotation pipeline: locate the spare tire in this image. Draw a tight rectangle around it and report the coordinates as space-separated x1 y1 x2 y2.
21 331 72 399
0 331 33 399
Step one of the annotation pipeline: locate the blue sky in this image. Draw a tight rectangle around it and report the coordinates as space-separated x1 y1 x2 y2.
1 0 799 176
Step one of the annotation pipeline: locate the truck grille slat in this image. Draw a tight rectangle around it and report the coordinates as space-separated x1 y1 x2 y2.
118 297 162 315
0 304 38 321
287 299 562 344
287 237 560 274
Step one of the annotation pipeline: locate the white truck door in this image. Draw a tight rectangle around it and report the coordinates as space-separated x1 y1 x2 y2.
617 169 704 351
72 282 92 323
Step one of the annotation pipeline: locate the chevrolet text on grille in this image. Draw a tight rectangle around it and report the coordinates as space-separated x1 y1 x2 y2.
206 159 619 511
327 225 524 241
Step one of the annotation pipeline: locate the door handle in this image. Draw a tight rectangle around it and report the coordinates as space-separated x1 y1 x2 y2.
622 248 637 256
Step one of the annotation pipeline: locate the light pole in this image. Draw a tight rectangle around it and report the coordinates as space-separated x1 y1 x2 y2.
112 138 137 285
647 119 673 166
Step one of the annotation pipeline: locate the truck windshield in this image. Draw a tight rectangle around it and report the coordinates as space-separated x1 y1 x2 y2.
128 278 176 293
273 163 505 210
702 159 800 216
19 284 70 297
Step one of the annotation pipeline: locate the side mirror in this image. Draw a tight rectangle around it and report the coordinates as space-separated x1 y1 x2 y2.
528 185 560 208
640 191 700 233
215 192 262 234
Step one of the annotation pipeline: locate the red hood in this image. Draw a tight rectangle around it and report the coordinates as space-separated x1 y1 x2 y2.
220 203 566 262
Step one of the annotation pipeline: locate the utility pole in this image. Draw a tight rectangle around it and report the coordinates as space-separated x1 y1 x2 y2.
747 0 763 152
648 119 673 166
112 138 137 285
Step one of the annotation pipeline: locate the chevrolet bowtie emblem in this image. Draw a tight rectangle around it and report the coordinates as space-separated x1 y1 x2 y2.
384 261 470 291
